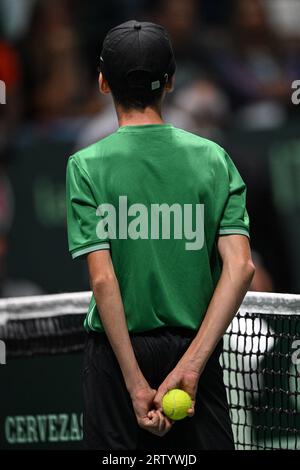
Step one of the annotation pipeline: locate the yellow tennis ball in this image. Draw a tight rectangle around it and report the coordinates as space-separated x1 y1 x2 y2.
162 389 192 421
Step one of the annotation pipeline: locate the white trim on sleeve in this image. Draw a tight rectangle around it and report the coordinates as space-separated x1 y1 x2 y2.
218 228 249 238
71 243 110 259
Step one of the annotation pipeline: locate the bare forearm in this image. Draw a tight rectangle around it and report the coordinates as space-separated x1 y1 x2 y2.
177 260 255 374
93 276 147 393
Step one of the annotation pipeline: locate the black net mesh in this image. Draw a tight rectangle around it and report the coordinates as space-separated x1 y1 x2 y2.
0 314 86 356
221 311 300 450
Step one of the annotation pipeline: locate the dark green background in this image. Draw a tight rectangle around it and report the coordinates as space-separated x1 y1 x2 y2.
0 354 83 449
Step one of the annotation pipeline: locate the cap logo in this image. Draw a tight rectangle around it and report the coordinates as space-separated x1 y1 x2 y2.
151 80 160 91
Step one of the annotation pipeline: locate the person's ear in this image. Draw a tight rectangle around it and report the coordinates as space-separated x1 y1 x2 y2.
165 74 175 93
99 72 111 95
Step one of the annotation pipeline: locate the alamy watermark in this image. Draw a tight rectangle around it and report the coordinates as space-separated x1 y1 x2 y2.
291 80 300 105
0 340 6 365
291 340 300 365
96 196 205 251
0 80 6 104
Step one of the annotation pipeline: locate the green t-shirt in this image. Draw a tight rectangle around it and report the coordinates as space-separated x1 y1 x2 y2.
66 124 249 333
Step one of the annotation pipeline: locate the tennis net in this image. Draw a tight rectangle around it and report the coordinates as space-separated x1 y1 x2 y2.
0 291 299 450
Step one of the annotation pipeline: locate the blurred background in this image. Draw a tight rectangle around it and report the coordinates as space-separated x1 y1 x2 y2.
0 0 300 297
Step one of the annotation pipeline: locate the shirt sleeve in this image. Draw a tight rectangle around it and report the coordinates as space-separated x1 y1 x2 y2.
66 156 110 260
218 153 250 238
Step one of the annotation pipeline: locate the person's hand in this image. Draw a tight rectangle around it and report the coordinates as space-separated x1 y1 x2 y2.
154 365 200 417
145 409 173 436
130 385 173 436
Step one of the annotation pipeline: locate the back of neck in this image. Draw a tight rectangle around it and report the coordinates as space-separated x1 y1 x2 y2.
116 105 164 127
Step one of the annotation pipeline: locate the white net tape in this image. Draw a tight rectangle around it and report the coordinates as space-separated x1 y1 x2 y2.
0 291 299 324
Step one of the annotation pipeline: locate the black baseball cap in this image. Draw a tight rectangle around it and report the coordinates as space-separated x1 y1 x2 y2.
99 20 176 92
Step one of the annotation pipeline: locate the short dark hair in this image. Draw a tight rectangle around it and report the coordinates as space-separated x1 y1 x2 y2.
106 70 168 110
